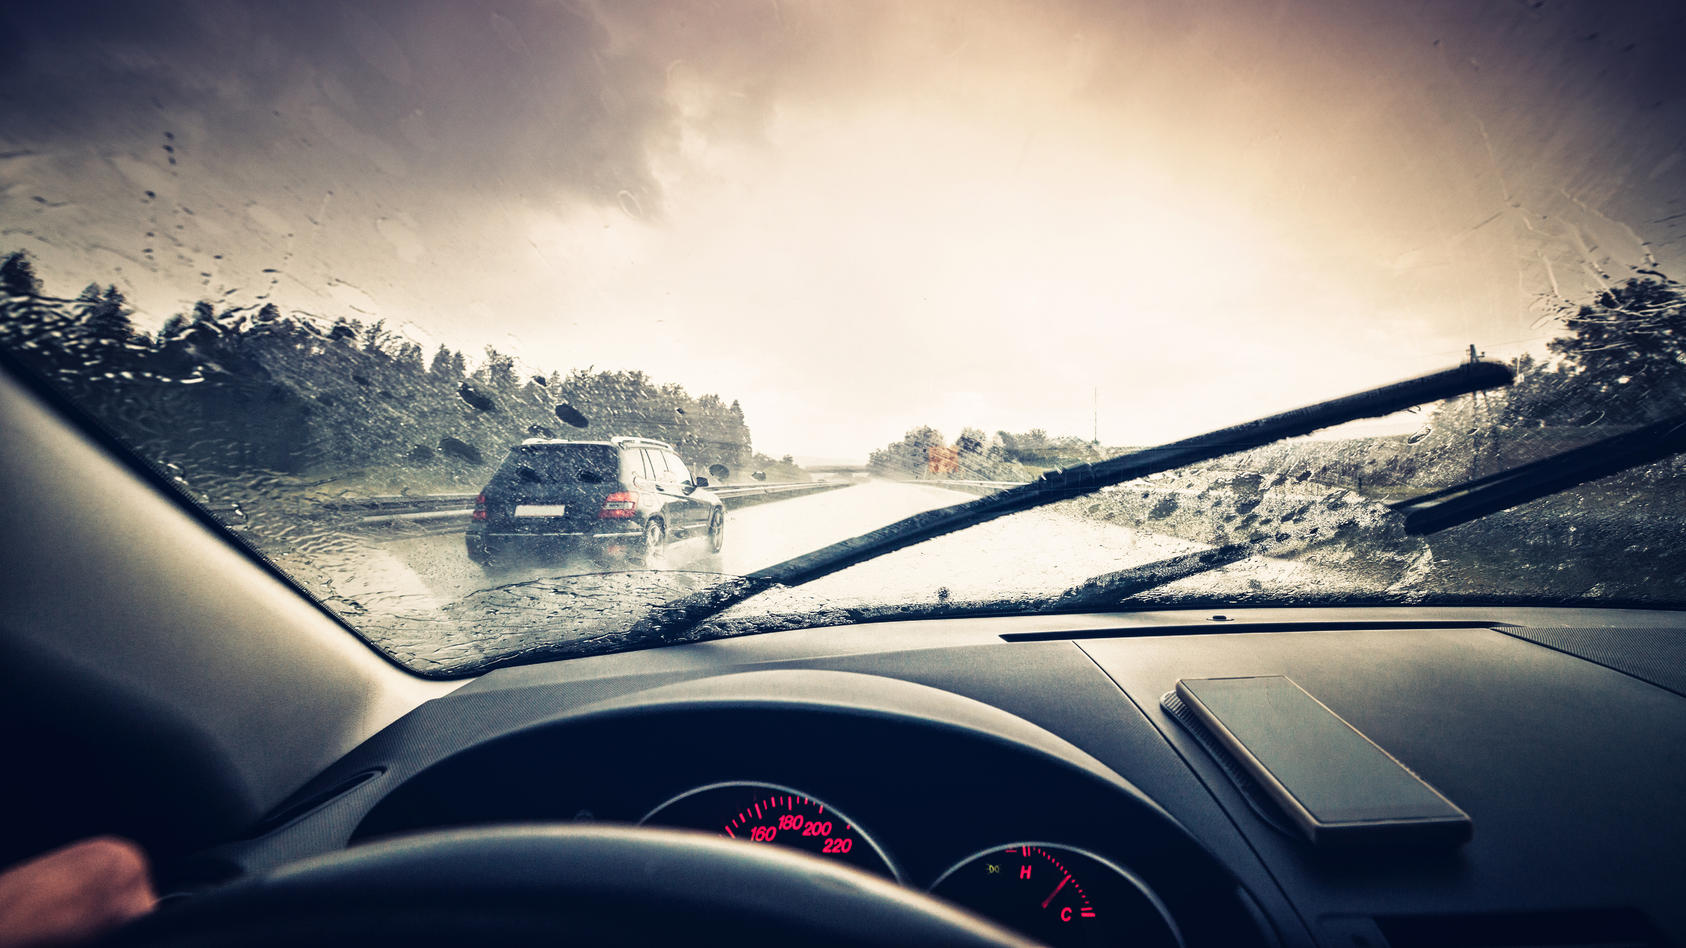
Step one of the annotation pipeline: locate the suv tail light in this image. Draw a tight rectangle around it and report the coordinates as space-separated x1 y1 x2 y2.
472 493 487 521
599 490 638 519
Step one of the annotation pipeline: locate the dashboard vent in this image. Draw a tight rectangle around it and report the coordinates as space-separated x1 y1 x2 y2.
1497 626 1686 699
242 767 384 839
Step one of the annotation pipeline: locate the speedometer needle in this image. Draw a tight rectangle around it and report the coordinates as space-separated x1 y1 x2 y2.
1040 873 1071 909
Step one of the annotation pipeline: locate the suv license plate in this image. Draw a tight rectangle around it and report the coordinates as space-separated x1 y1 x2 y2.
514 504 567 517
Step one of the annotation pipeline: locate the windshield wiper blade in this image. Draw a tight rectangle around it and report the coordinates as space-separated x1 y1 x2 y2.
619 360 1511 644
1390 412 1686 534
1058 409 1686 608
751 359 1512 587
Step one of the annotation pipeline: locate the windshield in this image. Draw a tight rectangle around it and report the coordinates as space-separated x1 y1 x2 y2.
3 1 1684 676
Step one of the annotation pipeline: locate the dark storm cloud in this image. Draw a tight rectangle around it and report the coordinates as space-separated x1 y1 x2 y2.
15 0 1676 240
0 0 677 212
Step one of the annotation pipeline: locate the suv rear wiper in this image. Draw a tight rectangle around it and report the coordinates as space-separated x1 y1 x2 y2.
624 359 1511 642
1056 410 1686 608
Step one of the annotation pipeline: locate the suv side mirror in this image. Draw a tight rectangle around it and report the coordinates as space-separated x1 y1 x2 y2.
693 476 709 488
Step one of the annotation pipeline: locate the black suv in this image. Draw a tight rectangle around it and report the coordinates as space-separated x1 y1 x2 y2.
466 437 724 568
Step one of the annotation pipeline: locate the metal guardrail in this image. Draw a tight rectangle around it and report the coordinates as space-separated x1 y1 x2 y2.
320 493 476 513
710 482 847 504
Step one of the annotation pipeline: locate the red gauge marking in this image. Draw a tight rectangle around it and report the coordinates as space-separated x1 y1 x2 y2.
1029 847 1094 909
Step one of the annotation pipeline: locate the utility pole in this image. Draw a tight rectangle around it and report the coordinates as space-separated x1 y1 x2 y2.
1468 343 1481 480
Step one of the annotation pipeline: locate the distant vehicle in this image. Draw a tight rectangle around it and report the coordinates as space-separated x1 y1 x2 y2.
466 437 724 568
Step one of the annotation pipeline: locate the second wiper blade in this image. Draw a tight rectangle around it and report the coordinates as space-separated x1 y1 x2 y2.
1391 411 1686 534
753 359 1513 587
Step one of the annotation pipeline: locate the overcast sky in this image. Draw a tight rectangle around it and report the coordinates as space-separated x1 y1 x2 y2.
4 0 1683 460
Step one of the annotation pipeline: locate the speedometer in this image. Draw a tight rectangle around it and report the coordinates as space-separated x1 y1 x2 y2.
639 781 898 880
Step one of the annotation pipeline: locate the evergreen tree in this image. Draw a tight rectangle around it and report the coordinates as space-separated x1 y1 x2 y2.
478 346 517 390
362 319 393 356
158 313 188 343
83 285 135 343
395 341 425 374
0 251 43 297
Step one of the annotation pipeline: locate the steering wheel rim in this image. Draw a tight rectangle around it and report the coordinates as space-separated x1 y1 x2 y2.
110 825 1037 947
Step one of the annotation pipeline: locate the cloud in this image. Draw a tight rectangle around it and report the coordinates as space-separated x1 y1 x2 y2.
0 0 677 212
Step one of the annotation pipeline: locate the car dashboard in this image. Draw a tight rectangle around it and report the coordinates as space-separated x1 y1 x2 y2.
184 606 1686 948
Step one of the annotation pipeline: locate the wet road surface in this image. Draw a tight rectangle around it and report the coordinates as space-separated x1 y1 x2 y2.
299 479 1312 672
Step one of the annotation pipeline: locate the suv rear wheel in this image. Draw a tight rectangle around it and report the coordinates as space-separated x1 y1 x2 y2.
642 518 667 569
707 508 725 553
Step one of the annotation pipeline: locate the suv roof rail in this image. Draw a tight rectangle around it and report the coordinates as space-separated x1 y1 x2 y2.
519 437 612 446
610 436 677 451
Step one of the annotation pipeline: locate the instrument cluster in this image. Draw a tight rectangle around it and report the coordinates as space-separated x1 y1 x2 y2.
641 780 1182 947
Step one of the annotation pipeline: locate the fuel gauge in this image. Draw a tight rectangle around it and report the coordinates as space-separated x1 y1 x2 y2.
928 844 1180 947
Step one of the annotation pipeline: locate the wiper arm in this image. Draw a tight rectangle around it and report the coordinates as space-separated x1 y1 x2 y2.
622 360 1511 642
753 359 1511 587
1058 409 1686 608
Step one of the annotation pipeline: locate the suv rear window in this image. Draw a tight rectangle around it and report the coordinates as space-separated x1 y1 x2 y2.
494 444 621 488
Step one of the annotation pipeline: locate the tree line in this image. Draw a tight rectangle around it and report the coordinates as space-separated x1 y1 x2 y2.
867 425 1102 481
0 250 758 491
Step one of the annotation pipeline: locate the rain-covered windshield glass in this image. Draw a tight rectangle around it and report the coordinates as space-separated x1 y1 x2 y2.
3 1 1684 675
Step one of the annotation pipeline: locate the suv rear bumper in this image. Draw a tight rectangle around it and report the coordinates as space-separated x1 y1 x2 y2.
466 522 645 564
478 528 642 539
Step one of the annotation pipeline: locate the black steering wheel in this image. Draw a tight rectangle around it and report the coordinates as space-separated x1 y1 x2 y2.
111 825 1037 947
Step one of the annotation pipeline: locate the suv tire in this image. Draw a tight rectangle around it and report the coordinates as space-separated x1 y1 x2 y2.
642 518 667 569
707 508 725 553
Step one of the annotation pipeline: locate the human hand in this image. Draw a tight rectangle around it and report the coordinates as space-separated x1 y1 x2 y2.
0 838 155 947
